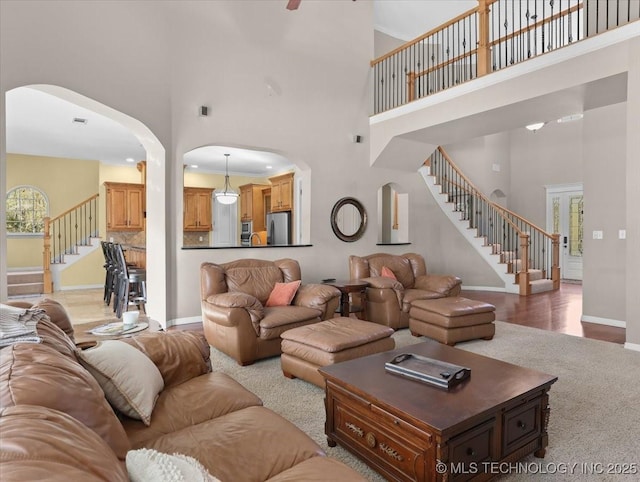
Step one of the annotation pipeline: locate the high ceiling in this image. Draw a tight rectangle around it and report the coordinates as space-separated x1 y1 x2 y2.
4 1 474 173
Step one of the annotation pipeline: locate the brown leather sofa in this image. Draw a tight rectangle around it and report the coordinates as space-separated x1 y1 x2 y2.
349 252 462 330
201 258 341 366
0 302 365 481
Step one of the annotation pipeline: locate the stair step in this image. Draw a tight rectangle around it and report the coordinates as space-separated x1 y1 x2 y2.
8 282 44 297
515 269 545 283
529 278 554 294
7 271 44 284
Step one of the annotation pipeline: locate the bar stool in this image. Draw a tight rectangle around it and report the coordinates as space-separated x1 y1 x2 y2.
113 243 147 318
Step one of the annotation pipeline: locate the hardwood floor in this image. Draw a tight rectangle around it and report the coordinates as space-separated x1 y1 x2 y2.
461 283 626 344
11 282 625 345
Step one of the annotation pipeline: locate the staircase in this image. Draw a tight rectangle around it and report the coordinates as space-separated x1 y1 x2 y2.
7 270 44 297
43 194 100 293
420 147 559 295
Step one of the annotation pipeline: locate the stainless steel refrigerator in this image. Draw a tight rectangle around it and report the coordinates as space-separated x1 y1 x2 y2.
266 211 291 245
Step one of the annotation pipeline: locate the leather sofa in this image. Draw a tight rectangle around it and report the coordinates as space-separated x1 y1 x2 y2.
0 301 365 481
349 252 462 330
201 258 340 366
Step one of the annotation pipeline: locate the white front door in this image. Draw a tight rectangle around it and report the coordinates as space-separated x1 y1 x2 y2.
546 184 583 281
213 199 238 247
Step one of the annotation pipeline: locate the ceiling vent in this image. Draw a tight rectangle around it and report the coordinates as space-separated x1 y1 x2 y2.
72 117 88 125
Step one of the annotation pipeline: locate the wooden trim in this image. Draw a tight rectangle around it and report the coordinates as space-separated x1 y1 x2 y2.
392 191 399 230
371 6 479 66
42 217 53 294
49 194 99 224
489 3 583 49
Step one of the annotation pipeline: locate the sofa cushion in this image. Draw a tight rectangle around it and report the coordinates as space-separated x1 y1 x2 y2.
126 448 220 482
259 306 321 340
120 331 212 389
225 265 285 304
143 406 325 482
31 298 75 342
122 372 263 448
77 340 164 426
0 343 130 460
381 265 398 282
0 405 128 482
266 456 368 482
368 256 415 289
266 280 301 307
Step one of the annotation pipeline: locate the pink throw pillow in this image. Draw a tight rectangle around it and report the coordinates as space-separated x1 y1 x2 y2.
265 280 301 307
381 266 397 280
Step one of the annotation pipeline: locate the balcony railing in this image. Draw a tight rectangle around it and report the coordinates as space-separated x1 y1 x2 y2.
371 0 640 114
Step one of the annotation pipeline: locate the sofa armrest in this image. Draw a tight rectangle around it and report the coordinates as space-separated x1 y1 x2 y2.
120 331 212 389
294 283 339 307
361 276 404 291
293 284 340 319
414 274 462 296
202 292 264 336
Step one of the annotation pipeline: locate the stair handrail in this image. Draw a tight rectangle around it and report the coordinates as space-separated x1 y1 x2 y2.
431 147 560 295
43 193 99 294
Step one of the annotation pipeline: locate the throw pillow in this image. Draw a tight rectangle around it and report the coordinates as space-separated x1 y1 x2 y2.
265 280 301 307
77 340 164 426
32 298 75 342
381 266 397 281
126 448 220 482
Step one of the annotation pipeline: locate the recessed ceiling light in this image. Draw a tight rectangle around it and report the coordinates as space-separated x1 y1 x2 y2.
266 165 273 169
126 158 135 163
72 117 88 125
557 113 584 123
190 165 199 169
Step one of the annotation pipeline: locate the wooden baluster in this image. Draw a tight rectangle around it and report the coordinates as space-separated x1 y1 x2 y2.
42 217 53 294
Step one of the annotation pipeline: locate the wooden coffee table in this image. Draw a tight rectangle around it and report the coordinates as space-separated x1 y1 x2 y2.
319 341 557 482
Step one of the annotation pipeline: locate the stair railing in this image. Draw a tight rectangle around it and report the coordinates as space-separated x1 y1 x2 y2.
43 194 99 293
429 147 559 295
371 0 639 114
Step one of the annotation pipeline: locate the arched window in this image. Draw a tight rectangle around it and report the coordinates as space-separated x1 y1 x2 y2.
6 186 49 234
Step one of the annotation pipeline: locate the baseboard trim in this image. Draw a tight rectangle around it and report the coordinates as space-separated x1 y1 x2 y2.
167 316 201 328
461 285 507 293
624 342 640 352
60 284 103 291
581 315 626 329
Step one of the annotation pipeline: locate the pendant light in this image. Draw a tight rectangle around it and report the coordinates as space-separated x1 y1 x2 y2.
214 153 238 205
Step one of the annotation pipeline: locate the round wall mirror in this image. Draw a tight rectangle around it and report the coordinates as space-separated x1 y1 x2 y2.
331 197 367 242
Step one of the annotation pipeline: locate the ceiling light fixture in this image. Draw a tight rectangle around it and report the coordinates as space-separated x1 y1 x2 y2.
126 158 135 163
190 164 198 169
214 154 238 205
72 117 88 125
525 122 545 132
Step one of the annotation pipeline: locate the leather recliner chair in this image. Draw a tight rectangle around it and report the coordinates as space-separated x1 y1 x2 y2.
200 258 340 366
349 252 462 330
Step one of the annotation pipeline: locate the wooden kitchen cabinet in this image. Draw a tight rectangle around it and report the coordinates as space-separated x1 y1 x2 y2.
239 184 269 232
184 187 213 231
104 182 145 231
269 172 294 213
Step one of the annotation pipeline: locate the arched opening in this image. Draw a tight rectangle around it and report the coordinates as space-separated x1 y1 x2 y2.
2 84 167 325
377 182 409 244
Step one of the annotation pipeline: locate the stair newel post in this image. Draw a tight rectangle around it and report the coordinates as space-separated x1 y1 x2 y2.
519 233 531 295
551 233 561 289
406 71 416 102
477 0 492 77
42 217 53 294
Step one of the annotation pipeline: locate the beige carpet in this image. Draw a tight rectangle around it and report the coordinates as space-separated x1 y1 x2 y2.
211 322 640 481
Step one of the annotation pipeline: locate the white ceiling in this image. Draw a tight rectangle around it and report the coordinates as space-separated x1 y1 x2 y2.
4 2 474 173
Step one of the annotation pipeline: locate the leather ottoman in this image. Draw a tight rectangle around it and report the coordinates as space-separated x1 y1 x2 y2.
281 317 395 388
409 297 496 345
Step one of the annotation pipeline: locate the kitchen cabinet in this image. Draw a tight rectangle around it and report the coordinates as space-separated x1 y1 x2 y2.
104 182 145 231
239 183 269 232
269 172 294 213
184 187 213 231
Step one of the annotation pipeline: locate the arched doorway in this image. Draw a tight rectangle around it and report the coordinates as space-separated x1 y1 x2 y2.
2 84 167 325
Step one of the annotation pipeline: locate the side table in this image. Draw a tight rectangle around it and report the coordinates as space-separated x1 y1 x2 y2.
74 317 161 349
324 279 368 318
